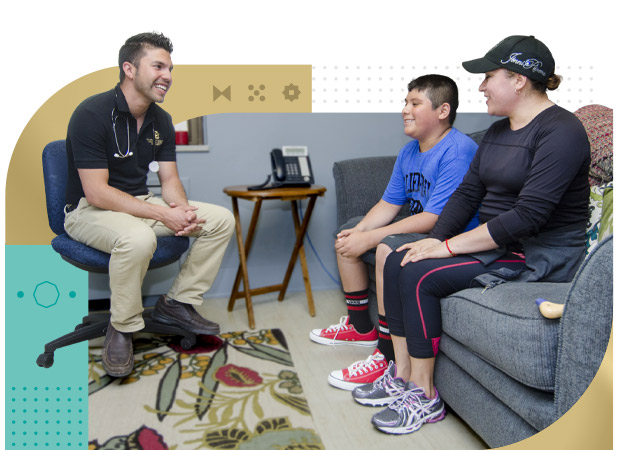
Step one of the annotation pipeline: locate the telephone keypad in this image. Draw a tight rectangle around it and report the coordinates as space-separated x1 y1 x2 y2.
285 158 301 180
287 163 299 177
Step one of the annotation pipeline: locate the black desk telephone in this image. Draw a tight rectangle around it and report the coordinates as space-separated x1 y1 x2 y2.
248 146 314 190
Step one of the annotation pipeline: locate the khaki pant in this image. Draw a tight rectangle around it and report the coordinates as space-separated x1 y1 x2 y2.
64 193 235 332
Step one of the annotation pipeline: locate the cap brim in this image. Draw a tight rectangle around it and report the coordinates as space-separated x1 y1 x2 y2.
462 57 501 74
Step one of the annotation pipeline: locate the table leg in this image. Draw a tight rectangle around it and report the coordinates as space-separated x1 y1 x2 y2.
227 197 257 329
228 198 262 307
290 200 316 316
278 196 318 309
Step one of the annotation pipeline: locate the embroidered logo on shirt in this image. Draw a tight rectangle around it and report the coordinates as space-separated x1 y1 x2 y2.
146 130 164 146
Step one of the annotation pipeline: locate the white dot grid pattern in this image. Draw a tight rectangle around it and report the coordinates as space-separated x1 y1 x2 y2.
311 65 596 113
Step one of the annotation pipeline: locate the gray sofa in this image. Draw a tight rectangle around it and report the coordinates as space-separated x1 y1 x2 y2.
332 120 613 447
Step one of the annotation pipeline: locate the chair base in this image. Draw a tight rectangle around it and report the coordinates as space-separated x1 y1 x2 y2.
36 310 197 368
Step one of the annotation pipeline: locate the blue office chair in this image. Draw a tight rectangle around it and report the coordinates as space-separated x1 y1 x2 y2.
37 140 196 368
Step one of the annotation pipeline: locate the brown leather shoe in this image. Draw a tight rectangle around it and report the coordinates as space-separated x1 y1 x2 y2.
152 295 220 335
102 322 134 377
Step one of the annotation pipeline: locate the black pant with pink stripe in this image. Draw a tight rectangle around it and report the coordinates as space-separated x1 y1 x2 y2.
383 250 526 359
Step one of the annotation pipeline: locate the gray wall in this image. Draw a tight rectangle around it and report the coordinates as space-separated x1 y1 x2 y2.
89 112 500 299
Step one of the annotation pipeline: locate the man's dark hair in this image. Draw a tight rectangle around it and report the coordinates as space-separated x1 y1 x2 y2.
407 74 459 125
118 32 173 82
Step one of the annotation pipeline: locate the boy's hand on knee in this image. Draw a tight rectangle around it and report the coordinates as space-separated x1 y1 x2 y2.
336 229 351 240
335 229 372 258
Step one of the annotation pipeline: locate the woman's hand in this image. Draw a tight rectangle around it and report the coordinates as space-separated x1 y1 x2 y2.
394 225 498 266
397 238 451 266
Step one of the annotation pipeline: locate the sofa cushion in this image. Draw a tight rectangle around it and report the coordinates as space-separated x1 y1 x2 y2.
440 281 570 391
435 349 541 447
332 157 399 227
437 335 556 433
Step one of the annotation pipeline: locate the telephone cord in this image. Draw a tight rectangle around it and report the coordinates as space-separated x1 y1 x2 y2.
298 200 341 286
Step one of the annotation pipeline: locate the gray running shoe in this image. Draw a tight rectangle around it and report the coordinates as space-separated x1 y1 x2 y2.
352 360 405 406
371 381 446 434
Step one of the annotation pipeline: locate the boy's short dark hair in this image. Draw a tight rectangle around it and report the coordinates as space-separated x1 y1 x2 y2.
407 74 459 125
118 32 173 82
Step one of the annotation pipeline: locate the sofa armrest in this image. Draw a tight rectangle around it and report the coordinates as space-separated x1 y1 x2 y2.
333 156 400 227
554 235 613 418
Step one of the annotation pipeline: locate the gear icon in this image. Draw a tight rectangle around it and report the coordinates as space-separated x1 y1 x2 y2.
282 83 301 102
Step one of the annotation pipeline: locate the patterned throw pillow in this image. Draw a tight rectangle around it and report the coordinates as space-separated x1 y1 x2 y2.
585 182 613 253
574 104 613 186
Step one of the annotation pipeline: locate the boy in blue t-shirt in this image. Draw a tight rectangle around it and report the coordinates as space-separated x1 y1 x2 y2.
309 74 479 390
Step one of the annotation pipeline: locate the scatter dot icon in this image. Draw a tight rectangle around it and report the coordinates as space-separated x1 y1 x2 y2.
248 84 266 102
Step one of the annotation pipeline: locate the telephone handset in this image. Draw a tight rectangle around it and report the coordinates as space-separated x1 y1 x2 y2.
248 146 314 190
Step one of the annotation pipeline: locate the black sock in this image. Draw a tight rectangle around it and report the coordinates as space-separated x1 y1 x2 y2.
377 314 395 362
345 289 373 333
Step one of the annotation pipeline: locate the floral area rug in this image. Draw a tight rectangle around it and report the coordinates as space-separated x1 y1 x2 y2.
88 329 325 450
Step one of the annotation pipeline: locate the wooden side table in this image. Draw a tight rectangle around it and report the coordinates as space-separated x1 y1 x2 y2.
223 185 327 329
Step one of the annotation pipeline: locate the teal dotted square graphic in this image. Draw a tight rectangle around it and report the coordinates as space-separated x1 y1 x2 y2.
5 246 89 448
7 385 87 448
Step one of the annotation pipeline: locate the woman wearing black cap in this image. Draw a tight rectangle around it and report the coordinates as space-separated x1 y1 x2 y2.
352 35 591 435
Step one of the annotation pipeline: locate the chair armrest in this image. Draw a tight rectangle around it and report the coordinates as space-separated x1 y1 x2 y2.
554 235 613 418
333 156 399 227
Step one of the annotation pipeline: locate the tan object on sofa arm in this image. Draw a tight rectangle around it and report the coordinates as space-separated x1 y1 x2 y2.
536 298 564 319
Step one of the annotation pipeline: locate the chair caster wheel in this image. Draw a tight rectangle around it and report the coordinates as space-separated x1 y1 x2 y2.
37 352 54 368
180 337 195 350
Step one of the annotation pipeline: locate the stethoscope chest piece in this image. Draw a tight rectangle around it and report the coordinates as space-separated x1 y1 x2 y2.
149 161 160 173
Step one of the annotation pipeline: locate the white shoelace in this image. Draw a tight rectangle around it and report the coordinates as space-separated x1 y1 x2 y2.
323 316 351 333
390 389 434 416
370 361 397 390
323 316 351 346
347 352 384 376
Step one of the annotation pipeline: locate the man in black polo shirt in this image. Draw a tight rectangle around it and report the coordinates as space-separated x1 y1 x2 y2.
64 32 235 377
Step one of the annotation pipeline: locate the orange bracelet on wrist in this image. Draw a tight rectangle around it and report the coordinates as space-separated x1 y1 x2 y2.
445 239 456 256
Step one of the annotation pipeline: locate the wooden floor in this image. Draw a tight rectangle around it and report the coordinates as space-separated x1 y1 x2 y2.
197 289 488 450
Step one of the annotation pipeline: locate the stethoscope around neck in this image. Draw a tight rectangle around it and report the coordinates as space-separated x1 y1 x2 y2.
111 107 133 158
111 105 160 172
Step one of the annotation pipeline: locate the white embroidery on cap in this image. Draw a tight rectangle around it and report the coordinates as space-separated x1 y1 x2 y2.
501 52 547 77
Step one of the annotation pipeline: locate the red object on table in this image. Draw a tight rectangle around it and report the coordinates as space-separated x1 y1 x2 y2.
175 131 189 145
